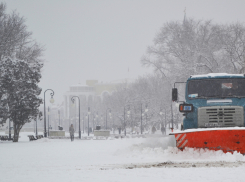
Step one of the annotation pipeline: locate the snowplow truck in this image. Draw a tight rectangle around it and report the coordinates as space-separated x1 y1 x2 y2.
171 73 245 154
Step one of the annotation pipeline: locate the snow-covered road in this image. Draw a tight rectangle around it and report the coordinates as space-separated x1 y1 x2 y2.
1 132 245 182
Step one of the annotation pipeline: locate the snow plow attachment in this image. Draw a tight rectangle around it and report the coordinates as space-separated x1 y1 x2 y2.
170 128 245 154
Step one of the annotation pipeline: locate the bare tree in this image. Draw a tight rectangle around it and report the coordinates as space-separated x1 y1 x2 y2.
0 3 44 64
221 23 245 73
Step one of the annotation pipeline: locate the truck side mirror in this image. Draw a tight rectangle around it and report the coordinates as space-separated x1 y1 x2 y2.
172 88 178 102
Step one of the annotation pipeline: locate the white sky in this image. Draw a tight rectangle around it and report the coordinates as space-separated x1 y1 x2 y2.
4 0 245 104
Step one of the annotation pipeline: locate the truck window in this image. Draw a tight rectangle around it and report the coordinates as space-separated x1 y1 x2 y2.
188 78 245 98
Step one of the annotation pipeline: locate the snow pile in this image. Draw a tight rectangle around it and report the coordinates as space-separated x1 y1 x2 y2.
166 147 245 162
115 137 245 163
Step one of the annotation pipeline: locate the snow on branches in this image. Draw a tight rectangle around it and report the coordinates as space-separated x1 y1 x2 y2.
0 56 43 142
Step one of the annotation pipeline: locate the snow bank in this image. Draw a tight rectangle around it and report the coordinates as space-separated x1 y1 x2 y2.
114 137 245 163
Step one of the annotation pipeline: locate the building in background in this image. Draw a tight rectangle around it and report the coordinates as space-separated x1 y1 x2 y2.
63 80 120 119
63 79 134 130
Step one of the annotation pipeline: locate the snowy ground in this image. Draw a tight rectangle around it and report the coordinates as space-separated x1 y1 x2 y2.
1 132 245 182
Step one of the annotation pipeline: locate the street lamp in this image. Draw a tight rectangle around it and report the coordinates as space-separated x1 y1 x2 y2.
88 107 91 136
110 112 114 129
71 101 76 130
105 108 111 130
44 89 55 137
96 112 98 126
58 110 60 127
141 103 148 134
145 104 148 132
83 113 85 134
85 114 88 133
92 112 97 130
71 96 81 139
159 109 163 127
100 114 103 128
48 107 50 136
36 111 42 137
124 105 130 136
160 111 163 127
109 112 112 129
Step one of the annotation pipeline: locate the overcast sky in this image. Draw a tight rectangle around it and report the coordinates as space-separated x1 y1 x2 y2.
4 0 245 104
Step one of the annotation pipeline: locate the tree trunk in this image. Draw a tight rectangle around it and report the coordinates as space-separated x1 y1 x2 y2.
13 124 21 142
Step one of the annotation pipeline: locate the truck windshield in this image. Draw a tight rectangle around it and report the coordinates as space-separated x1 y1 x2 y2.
188 78 245 98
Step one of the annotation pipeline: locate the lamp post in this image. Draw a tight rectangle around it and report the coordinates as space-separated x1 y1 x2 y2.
96 112 98 126
88 107 91 136
159 111 163 124
36 111 42 137
48 107 50 136
101 115 103 128
71 96 81 139
44 89 55 137
141 103 148 134
93 112 97 130
159 110 163 134
171 104 174 132
58 110 60 127
105 108 111 130
85 114 88 132
165 109 167 128
124 105 130 136
83 113 85 134
110 113 112 130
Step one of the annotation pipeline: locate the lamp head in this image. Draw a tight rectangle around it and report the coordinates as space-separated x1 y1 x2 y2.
50 97 55 104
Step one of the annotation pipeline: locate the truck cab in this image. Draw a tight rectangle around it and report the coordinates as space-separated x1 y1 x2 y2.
173 73 245 130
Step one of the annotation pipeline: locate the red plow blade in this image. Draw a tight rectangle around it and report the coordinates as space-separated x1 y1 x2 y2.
172 129 245 154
